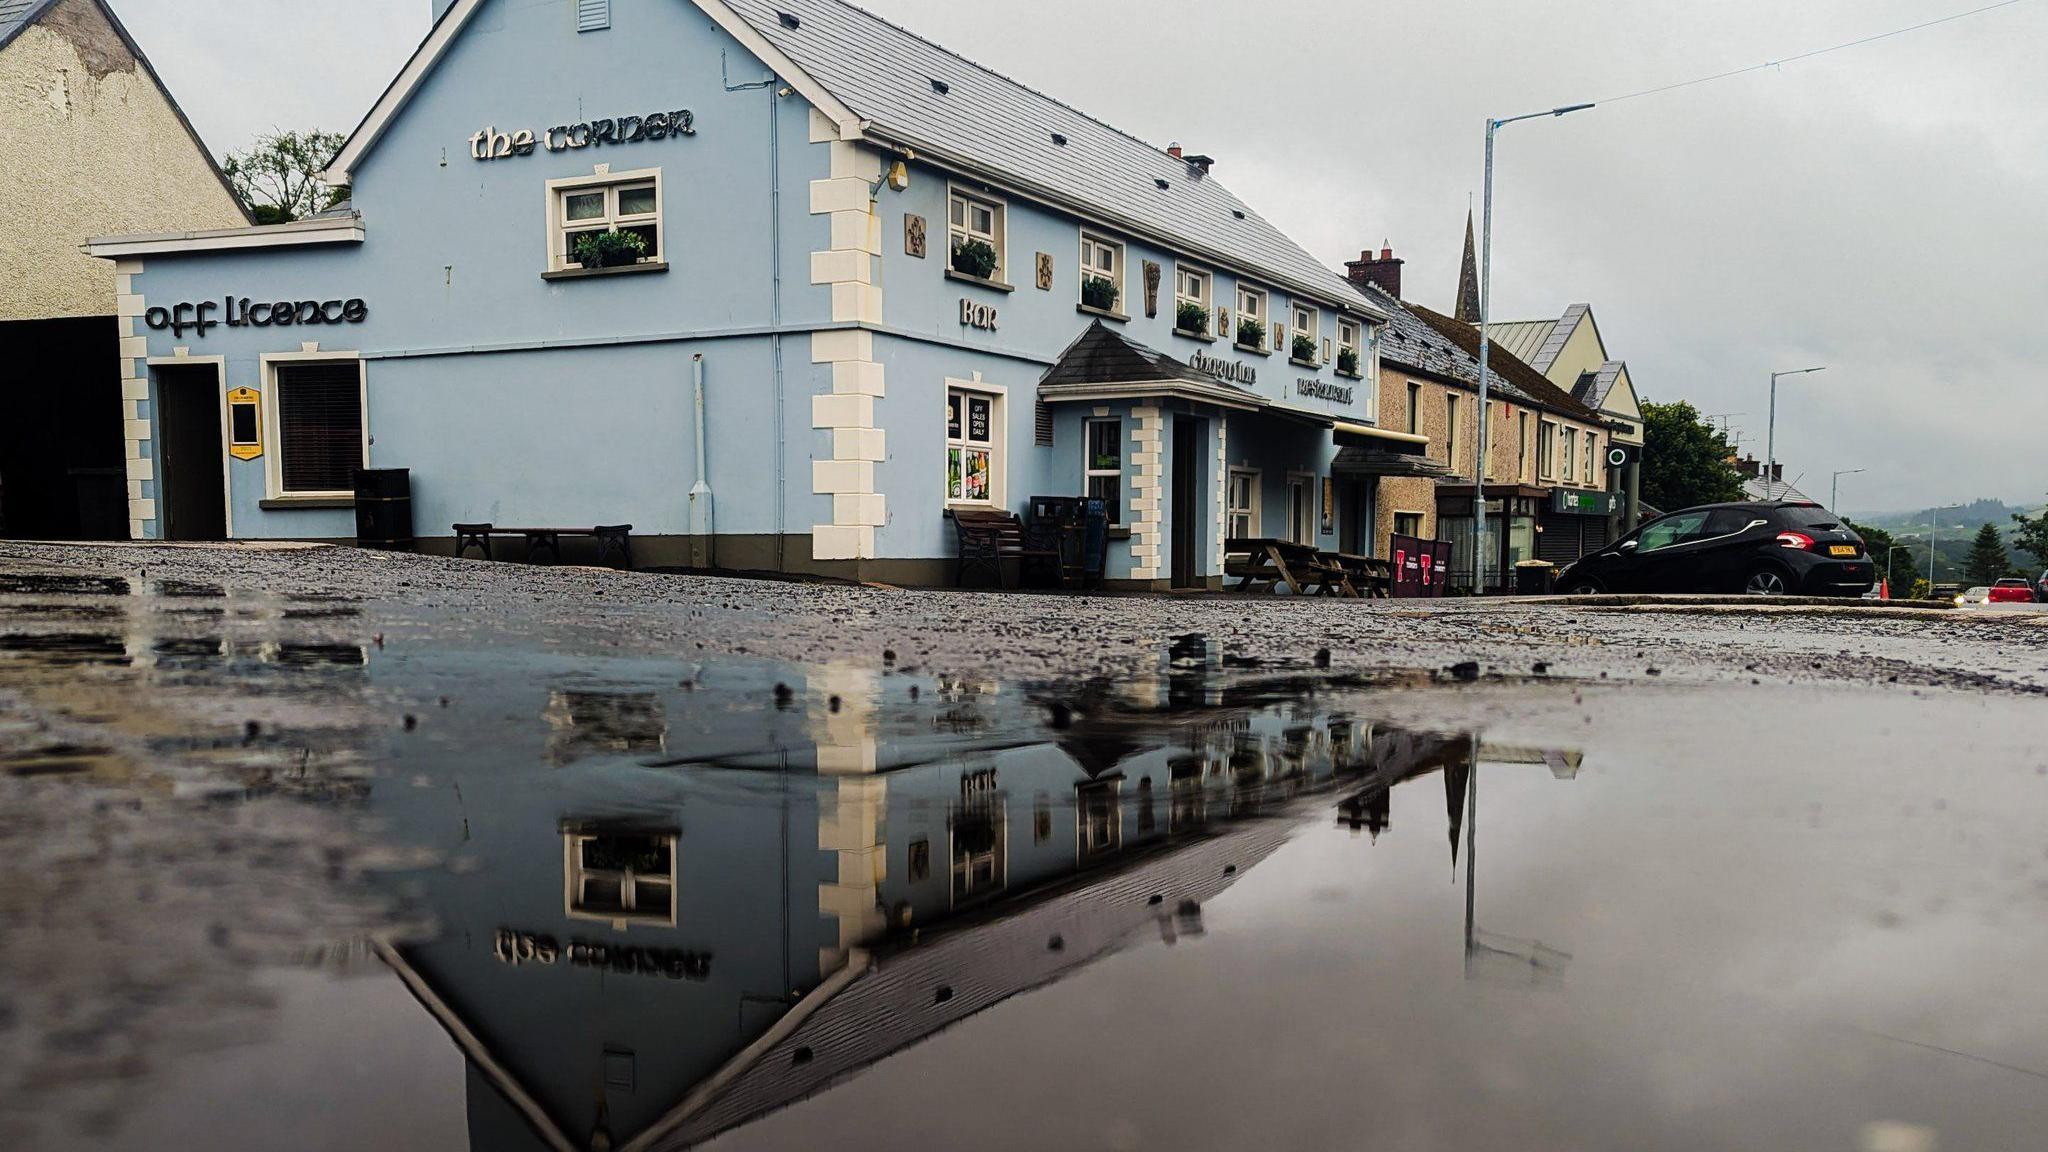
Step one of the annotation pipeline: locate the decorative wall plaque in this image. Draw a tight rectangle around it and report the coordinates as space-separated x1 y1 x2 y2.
1216 306 1230 337
1142 261 1161 317
1035 252 1053 290
904 214 927 258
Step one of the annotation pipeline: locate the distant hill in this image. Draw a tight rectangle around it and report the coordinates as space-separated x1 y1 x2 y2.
1852 498 2041 536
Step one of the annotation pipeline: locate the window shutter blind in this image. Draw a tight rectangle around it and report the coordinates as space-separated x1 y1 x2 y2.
577 0 610 32
276 363 363 493
1034 400 1054 446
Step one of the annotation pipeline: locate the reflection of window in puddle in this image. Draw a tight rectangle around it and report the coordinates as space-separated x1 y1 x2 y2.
1033 794 1052 845
1076 778 1122 863
1169 758 1206 831
949 800 1007 908
563 828 677 929
544 690 667 764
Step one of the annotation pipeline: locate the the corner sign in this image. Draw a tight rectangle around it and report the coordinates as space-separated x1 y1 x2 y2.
470 108 695 160
1188 350 1255 387
1296 377 1353 405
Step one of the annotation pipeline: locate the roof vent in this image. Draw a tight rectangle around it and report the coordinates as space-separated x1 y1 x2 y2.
777 10 799 28
929 77 950 95
1231 209 1245 220
1050 131 1067 146
1184 154 1215 174
1154 177 1170 190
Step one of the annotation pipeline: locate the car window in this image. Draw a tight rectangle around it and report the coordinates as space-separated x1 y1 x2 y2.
1702 509 1758 537
1777 506 1841 530
1637 512 1708 553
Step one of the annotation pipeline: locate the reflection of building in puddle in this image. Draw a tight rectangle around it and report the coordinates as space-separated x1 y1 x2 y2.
950 764 1006 908
544 690 668 765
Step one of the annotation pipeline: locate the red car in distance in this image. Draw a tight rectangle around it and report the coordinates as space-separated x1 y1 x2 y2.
1987 579 2039 604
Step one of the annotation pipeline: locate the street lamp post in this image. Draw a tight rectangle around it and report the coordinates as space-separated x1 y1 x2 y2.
1474 102 1595 595
1927 503 1965 588
1765 366 1825 498
1830 468 1864 512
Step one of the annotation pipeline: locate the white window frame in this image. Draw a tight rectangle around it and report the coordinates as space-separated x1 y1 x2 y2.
1291 303 1320 362
1173 264 1212 330
1538 419 1558 479
260 350 367 501
1444 392 1461 472
1083 416 1123 525
948 186 1006 282
1563 427 1579 484
946 379 1006 508
1227 468 1261 539
1286 472 1316 545
1078 231 1123 311
562 829 678 929
1235 284 1268 348
545 167 662 274
1337 317 1362 370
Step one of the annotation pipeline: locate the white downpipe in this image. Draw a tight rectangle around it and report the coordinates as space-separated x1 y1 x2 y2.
689 353 714 567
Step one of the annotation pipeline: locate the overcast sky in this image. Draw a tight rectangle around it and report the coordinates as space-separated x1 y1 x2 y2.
113 0 2048 515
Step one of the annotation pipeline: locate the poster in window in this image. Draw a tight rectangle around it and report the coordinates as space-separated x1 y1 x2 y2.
948 447 963 500
947 392 962 439
964 449 990 502
967 396 991 443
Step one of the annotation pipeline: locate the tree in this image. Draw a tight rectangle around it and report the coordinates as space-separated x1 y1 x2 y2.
1846 519 1910 582
1965 522 2010 585
222 129 349 224
1639 400 1746 512
2011 501 2048 572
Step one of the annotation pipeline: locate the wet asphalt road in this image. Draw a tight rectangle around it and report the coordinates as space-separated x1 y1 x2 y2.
1 541 2045 1152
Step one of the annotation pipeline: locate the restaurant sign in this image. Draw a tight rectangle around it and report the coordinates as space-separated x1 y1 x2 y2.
1188 350 1255 386
1296 377 1353 405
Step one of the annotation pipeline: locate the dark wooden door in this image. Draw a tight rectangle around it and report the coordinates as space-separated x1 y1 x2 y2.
1170 416 1202 588
157 366 226 541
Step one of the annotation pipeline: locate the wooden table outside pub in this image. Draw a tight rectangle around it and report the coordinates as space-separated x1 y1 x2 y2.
1226 537 1337 596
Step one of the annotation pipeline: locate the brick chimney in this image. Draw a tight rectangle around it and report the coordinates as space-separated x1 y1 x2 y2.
1344 243 1404 299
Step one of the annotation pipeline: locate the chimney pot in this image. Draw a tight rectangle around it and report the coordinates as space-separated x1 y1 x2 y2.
1167 143 1182 158
1343 242 1405 300
1381 246 1393 260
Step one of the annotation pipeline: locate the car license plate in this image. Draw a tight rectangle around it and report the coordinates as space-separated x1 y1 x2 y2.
1828 545 1857 557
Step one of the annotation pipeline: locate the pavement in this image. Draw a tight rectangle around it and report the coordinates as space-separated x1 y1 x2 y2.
3 540 2047 1150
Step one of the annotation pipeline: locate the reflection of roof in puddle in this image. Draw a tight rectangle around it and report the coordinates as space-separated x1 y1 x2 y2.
643 818 1298 1150
546 690 668 763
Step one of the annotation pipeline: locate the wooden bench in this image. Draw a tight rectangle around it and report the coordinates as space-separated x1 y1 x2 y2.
1320 552 1394 599
454 523 634 569
953 509 1062 589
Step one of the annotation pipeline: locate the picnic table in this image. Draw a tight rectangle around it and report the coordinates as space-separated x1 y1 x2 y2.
1225 539 1392 598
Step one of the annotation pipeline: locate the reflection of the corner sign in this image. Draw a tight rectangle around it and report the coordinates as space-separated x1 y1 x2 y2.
492 928 711 981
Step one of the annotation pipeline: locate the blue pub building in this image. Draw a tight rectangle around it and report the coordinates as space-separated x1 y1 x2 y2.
91 0 1408 587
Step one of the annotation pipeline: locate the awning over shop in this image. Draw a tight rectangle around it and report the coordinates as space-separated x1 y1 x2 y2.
1334 421 1429 455
1332 446 1450 478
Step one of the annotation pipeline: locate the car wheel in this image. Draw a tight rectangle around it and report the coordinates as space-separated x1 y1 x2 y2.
1562 578 1603 595
1744 566 1790 596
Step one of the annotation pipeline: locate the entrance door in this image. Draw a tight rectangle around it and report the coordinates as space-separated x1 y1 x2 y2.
1170 416 1203 588
156 365 226 541
1339 478 1375 555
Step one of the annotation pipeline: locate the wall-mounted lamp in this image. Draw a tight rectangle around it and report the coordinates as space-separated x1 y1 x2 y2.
871 158 911 194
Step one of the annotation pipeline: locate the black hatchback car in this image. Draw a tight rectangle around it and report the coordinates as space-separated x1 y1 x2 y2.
1556 502 1875 596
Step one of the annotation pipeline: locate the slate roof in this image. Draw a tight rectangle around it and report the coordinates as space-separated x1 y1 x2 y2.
1575 361 1627 411
721 0 1381 318
1040 320 1235 390
1354 282 1600 422
1526 303 1590 373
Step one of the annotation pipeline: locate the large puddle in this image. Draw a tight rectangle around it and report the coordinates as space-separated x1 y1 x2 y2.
1 571 2044 1151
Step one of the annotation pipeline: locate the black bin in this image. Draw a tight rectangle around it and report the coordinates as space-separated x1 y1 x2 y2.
1514 559 1558 596
353 468 414 552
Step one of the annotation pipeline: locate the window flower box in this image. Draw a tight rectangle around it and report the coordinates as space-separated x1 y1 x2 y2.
1291 333 1318 364
1081 274 1120 313
1235 315 1268 352
950 237 999 280
1175 299 1210 337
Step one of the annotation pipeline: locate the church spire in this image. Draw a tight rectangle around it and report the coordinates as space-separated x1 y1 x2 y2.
1455 208 1481 323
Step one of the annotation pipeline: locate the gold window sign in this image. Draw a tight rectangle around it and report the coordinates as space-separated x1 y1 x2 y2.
227 387 263 460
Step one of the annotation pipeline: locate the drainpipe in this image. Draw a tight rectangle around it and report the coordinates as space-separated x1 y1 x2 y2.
689 353 713 568
724 53 786 570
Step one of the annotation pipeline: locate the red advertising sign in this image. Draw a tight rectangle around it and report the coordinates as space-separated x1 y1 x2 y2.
1389 534 1452 598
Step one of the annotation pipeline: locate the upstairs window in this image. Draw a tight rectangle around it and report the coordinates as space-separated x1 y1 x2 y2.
1291 303 1319 362
1174 266 1212 336
948 189 1005 282
1078 232 1123 313
1538 419 1558 479
1564 427 1580 483
1406 382 1422 435
270 358 364 497
1235 285 1268 348
550 171 661 273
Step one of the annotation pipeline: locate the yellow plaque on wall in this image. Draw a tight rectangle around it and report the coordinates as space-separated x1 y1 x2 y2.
226 387 263 460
